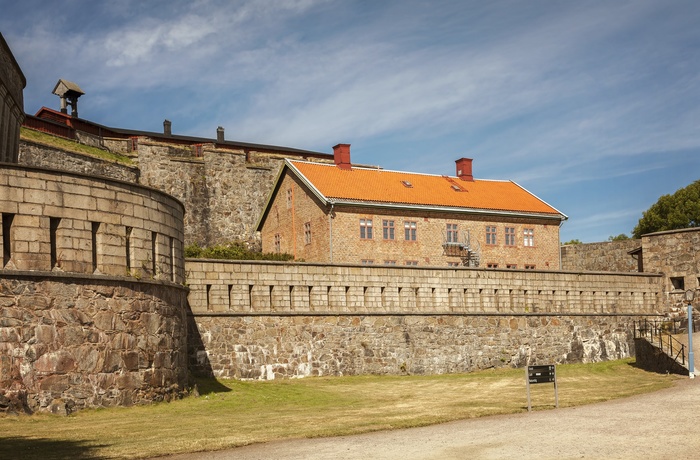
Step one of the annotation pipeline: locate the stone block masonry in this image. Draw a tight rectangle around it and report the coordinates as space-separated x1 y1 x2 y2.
0 273 189 414
185 260 665 380
0 163 185 283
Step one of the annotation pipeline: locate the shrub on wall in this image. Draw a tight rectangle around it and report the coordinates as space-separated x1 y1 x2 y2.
185 242 295 261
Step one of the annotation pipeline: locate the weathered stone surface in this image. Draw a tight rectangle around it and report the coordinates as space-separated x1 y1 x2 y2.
189 313 642 380
0 275 188 414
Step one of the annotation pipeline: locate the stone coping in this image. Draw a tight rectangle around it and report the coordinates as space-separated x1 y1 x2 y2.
185 257 663 278
0 161 185 213
0 269 189 291
189 311 665 318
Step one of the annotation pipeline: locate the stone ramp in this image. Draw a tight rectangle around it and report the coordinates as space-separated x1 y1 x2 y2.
672 331 700 374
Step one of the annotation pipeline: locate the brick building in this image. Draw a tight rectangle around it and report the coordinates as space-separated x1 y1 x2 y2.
257 144 567 268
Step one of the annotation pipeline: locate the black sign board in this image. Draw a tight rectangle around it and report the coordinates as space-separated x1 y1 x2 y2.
526 364 558 412
528 365 555 384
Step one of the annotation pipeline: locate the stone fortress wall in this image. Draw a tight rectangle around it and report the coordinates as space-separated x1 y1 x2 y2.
0 163 189 414
185 259 663 379
0 33 25 163
561 240 640 273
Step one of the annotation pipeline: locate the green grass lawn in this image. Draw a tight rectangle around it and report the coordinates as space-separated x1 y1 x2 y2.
0 359 679 460
20 127 135 165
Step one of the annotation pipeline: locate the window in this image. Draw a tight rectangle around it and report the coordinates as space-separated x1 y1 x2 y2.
361 259 374 265
286 189 292 208
405 260 418 266
486 226 497 245
446 223 459 243
384 260 397 265
447 261 460 267
304 222 311 244
523 228 534 247
506 264 517 269
505 227 515 246
404 221 417 241
525 264 536 270
487 263 498 269
383 220 395 240
670 277 685 291
360 219 373 239
274 234 281 253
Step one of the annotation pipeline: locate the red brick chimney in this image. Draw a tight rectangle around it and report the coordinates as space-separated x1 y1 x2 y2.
333 143 351 170
455 158 473 181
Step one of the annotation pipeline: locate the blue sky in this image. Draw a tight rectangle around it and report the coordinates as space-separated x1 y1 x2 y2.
2 0 699 243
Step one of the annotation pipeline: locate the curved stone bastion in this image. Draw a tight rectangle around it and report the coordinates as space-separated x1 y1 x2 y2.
0 164 189 414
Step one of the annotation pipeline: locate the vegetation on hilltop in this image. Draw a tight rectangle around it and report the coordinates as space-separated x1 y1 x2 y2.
185 241 295 261
20 127 135 165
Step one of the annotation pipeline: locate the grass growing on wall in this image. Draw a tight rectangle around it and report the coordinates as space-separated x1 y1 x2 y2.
0 359 679 459
20 127 135 165
185 241 295 261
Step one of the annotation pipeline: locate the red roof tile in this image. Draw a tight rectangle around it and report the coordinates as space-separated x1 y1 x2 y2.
289 160 564 217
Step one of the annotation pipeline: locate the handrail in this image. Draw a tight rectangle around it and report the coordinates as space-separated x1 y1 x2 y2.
634 319 686 366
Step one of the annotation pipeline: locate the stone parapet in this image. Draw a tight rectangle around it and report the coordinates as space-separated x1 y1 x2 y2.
0 163 185 283
185 260 663 315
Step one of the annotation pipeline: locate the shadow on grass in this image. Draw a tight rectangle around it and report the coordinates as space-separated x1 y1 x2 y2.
195 377 233 395
0 437 108 460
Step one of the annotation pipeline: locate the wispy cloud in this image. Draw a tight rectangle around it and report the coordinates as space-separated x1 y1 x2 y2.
2 0 699 243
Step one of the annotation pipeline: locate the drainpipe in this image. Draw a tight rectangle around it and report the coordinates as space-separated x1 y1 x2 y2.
328 202 335 263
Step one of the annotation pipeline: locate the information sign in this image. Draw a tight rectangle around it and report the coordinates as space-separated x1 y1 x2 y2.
526 364 558 412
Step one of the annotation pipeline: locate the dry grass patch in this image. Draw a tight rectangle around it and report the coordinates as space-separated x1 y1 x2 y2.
0 359 679 459
20 127 135 165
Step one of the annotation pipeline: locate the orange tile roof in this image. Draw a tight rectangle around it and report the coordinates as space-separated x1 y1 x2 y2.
289 160 564 217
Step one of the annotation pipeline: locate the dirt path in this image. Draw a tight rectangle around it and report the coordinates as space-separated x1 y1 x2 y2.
159 377 700 460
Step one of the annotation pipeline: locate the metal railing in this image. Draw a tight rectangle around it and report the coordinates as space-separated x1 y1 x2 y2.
634 319 686 366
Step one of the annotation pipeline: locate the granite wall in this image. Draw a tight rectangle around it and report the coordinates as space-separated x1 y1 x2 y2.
185 260 664 380
0 273 189 414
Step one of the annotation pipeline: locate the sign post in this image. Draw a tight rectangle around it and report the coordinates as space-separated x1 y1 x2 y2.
526 364 558 412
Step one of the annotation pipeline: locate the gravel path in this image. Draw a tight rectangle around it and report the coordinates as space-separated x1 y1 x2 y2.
160 376 700 460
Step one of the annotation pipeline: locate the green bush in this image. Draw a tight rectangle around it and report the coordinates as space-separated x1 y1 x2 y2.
185 242 295 261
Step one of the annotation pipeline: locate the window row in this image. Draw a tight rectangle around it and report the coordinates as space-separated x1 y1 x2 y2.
361 259 536 269
358 219 535 247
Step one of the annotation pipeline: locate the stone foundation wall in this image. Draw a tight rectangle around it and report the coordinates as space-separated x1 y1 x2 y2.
0 272 189 414
189 313 646 380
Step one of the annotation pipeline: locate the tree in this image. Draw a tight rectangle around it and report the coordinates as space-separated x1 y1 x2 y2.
632 180 700 238
608 234 629 241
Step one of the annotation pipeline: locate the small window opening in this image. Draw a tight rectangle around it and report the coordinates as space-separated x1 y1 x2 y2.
670 277 685 291
401 180 413 188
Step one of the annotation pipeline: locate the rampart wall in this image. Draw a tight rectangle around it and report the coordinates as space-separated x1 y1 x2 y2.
0 164 189 414
0 163 185 282
136 139 306 247
185 260 664 380
560 240 639 273
0 272 189 414
641 228 700 294
18 138 139 183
